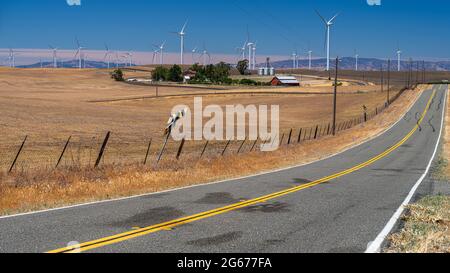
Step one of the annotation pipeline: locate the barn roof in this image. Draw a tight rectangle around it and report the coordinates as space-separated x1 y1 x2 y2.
273 75 299 84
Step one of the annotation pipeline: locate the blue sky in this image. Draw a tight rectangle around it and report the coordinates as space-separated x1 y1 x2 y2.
0 0 449 59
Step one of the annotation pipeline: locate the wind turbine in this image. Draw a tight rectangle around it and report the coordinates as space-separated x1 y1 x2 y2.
316 10 339 71
151 49 159 65
153 41 166 65
237 40 247 61
397 49 402 71
172 20 188 65
84 54 89 68
354 50 359 71
191 47 198 63
200 44 211 66
123 52 133 67
247 42 254 70
74 38 85 69
49 45 58 68
103 44 114 69
292 52 297 69
8 48 16 68
308 50 313 70
252 42 258 69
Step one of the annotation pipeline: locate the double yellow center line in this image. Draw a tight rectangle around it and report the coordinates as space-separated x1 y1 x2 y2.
48 89 437 253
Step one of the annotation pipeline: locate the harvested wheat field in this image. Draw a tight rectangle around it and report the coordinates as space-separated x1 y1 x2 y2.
0 80 423 215
0 68 399 171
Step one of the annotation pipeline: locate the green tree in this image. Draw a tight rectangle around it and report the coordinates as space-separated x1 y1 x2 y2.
168 65 183 82
237 59 249 75
152 66 169 81
111 69 124 81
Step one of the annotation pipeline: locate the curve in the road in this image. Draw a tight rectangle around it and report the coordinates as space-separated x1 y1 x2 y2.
48 88 438 253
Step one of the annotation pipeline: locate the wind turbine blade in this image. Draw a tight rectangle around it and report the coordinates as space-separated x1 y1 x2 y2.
315 10 328 25
328 12 340 23
181 20 188 33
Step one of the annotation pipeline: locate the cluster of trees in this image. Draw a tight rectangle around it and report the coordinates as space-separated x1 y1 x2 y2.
188 62 232 84
152 65 183 82
149 61 268 86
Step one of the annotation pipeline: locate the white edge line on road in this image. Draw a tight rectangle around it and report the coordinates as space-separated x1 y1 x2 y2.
365 85 448 253
0 87 426 220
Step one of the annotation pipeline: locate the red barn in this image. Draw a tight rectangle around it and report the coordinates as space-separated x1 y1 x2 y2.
270 76 300 86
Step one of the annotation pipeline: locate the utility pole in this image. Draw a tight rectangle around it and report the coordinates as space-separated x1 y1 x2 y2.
381 64 384 93
422 60 426 83
387 59 391 104
416 61 420 85
332 57 339 136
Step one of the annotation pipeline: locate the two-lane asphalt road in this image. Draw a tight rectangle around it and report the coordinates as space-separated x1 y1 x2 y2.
0 84 447 253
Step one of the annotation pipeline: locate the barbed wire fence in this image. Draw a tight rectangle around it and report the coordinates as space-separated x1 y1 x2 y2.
0 85 412 174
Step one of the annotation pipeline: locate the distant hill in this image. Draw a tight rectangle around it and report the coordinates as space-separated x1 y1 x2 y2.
269 57 450 71
18 60 134 69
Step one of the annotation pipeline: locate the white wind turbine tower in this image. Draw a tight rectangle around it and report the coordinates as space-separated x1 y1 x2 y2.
247 42 254 70
200 44 211 66
308 50 313 70
292 52 297 69
103 44 114 69
153 41 166 65
8 48 19 68
237 40 247 61
123 52 133 67
354 50 359 71
74 38 85 69
397 49 402 71
84 54 89 68
316 10 339 71
151 49 159 65
251 42 257 69
49 45 58 68
191 47 198 64
172 20 188 65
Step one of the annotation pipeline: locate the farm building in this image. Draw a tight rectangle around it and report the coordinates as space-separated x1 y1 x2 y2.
270 76 300 86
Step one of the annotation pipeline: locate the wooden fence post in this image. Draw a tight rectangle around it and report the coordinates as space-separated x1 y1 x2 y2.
56 136 71 169
250 139 258 152
297 129 303 143
222 140 231 156
314 125 319 139
143 138 152 165
157 133 171 164
9 135 28 173
95 132 111 168
200 141 209 158
287 129 293 145
237 138 246 154
279 133 285 146
176 138 186 160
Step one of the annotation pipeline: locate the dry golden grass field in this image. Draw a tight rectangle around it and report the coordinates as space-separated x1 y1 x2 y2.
0 67 396 171
0 67 423 214
445 89 450 177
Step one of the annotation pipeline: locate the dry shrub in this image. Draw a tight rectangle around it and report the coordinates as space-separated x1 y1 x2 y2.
386 195 450 253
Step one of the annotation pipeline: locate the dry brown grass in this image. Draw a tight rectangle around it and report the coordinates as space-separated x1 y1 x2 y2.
444 87 450 178
0 68 396 171
0 81 423 215
385 195 450 253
